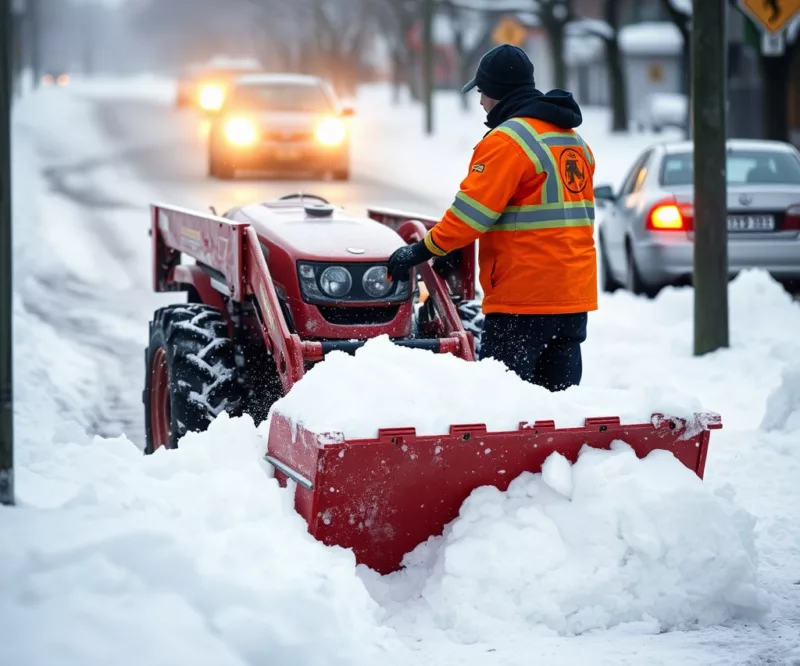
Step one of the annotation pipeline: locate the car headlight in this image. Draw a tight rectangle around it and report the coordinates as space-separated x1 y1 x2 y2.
199 84 225 111
315 117 346 146
362 266 392 298
319 266 352 297
224 118 258 146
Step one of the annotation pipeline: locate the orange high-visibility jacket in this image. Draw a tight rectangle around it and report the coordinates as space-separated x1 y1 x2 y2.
424 117 598 315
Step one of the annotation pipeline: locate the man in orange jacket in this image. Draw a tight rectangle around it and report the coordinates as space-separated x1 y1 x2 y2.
388 44 597 392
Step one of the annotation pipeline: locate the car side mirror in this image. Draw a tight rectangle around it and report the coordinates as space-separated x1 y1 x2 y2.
341 106 355 117
594 184 616 202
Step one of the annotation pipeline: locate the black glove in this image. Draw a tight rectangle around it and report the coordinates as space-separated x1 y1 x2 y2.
387 241 435 282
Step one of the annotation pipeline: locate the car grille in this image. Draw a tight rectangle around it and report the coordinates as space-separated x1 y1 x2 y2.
261 129 313 143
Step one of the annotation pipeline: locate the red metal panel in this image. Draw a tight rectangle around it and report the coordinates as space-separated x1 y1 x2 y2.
245 227 306 392
267 411 722 574
152 204 247 300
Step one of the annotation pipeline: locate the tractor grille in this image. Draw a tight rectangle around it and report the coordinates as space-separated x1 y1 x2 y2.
318 305 400 326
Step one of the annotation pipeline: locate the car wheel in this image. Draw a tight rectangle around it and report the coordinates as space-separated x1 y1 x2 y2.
625 244 658 298
599 232 621 293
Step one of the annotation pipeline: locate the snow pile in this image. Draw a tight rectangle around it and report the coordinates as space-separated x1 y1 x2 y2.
0 415 402 666
271 336 704 440
760 364 800 433
365 443 769 640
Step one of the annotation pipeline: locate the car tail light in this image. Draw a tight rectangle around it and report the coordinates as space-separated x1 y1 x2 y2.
785 204 800 230
646 200 694 231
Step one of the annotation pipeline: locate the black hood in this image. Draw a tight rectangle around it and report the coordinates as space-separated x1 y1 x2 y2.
485 84 583 130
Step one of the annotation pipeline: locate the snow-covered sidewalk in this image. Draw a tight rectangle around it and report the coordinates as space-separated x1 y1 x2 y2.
2 80 800 666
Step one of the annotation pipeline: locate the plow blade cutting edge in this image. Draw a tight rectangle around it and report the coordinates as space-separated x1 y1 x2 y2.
266 411 722 574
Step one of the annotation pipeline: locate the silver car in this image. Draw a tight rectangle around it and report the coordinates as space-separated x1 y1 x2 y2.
596 139 800 296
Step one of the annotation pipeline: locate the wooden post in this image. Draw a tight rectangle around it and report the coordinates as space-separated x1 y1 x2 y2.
422 0 434 135
692 0 730 356
1 0 15 506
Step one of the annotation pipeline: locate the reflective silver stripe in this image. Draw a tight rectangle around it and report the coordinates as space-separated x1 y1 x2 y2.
540 132 594 165
497 204 595 227
492 218 594 232
496 119 561 204
451 192 500 230
542 135 580 147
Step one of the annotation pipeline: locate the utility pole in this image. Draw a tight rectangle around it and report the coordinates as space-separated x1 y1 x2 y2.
1 0 15 506
692 0 729 356
28 0 39 88
422 0 434 135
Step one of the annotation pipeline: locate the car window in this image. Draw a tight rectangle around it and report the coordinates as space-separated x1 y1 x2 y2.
228 83 333 113
619 149 653 197
660 150 800 186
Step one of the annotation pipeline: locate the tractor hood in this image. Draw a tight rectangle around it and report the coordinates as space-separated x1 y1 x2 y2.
239 202 408 261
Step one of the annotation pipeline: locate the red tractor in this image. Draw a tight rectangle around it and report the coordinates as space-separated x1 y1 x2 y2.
144 193 721 573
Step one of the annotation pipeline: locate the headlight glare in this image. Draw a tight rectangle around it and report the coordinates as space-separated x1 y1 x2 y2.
199 84 225 111
362 266 392 298
319 266 352 297
315 117 346 146
225 118 258 146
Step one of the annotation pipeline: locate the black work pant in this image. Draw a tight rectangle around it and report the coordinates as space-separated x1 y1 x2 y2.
479 312 588 391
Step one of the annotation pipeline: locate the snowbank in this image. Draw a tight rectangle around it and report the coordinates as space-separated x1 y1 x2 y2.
0 415 401 666
270 336 704 440
761 364 800 433
365 443 768 639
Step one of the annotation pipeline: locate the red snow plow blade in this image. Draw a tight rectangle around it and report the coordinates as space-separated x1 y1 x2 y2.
267 411 721 574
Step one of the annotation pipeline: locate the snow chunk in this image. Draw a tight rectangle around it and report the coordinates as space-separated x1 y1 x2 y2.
271 336 704 440
1 414 401 665
541 452 574 499
761 364 800 433
369 444 769 639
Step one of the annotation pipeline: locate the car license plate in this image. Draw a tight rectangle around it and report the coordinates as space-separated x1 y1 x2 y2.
274 146 301 160
727 214 775 231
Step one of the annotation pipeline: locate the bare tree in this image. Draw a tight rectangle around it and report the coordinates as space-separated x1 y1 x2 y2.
441 0 498 109
533 0 572 90
659 0 691 95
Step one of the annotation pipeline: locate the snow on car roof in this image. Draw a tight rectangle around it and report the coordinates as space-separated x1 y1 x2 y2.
662 139 798 154
619 21 683 56
235 73 324 87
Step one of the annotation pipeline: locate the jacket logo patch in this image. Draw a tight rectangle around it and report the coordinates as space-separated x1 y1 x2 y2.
560 148 588 194
472 163 485 173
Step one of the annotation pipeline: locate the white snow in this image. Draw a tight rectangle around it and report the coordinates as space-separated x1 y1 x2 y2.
619 22 684 57
271 335 705 440
363 442 768 640
6 78 800 666
760 364 800 433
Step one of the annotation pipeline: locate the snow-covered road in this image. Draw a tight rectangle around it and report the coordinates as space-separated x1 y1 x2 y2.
4 78 800 666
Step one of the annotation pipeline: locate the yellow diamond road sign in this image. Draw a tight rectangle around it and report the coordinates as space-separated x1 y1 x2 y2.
738 0 800 34
492 16 527 46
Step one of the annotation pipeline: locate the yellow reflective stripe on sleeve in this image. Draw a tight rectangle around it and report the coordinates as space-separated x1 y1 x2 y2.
451 191 501 230
424 231 447 256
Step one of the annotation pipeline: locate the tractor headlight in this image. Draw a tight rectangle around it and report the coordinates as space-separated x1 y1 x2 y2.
315 117 346 146
224 118 258 146
319 266 353 297
362 266 392 298
199 84 225 111
298 262 410 303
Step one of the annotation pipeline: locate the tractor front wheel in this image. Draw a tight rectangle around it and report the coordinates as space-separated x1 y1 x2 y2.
143 304 242 454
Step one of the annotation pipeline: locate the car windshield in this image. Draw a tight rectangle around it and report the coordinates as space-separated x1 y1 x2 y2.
660 149 800 186
228 83 332 113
